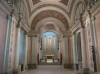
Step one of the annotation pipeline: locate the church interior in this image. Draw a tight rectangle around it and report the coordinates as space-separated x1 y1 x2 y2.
0 0 100 74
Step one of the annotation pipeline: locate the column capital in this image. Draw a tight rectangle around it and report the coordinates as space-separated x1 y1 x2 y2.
27 32 33 37
27 30 38 37
67 31 73 37
16 17 21 28
33 34 38 37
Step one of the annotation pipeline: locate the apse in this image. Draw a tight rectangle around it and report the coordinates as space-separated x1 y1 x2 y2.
42 32 58 56
40 31 59 63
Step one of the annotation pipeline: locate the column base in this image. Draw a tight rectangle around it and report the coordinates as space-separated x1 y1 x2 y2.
27 64 37 69
13 70 19 74
2 70 19 74
74 64 79 70
78 68 95 74
64 64 74 69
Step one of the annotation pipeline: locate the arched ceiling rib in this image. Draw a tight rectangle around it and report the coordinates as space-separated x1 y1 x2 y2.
24 0 86 34
32 0 69 5
35 17 67 34
30 3 69 16
25 0 75 16
31 10 69 30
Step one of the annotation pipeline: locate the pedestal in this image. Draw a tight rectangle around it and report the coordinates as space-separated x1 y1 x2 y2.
64 64 74 69
27 64 37 69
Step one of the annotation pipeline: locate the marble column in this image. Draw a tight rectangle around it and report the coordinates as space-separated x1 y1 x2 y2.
27 34 38 69
81 27 88 70
24 34 28 69
3 15 12 73
62 36 66 63
15 27 21 69
72 34 77 70
32 35 38 65
64 33 74 69
27 35 35 69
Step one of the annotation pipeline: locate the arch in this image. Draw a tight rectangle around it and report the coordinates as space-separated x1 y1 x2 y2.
71 0 85 26
23 0 30 21
29 6 70 27
30 1 69 14
42 31 57 38
40 30 62 37
34 17 67 35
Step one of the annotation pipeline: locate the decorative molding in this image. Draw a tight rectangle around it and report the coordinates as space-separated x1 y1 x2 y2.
34 17 67 35
71 0 85 27
25 0 74 17
30 2 69 16
70 23 82 34
29 6 70 28
31 10 69 30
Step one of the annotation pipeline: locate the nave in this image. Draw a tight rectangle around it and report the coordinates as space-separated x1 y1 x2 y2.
1 0 100 74
20 65 76 74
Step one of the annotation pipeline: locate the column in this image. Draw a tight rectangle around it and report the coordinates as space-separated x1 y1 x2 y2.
3 15 12 73
59 38 62 64
72 34 77 70
79 11 94 73
62 34 72 69
27 35 33 69
24 34 28 70
32 35 38 65
65 33 74 69
32 35 38 68
92 16 99 71
16 27 21 69
81 27 88 70
63 36 67 65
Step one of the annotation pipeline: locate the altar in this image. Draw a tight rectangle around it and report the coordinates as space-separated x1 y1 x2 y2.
45 55 54 63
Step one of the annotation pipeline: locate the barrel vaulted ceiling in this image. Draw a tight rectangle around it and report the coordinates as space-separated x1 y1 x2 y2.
24 0 85 34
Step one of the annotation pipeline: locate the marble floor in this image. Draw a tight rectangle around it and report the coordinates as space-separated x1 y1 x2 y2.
20 65 77 74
